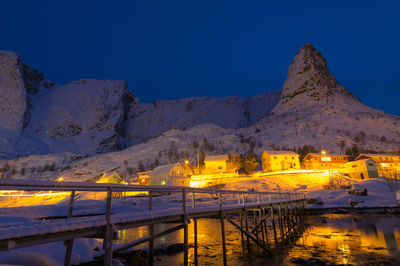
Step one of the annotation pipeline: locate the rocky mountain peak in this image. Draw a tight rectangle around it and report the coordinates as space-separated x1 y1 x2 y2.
272 43 360 114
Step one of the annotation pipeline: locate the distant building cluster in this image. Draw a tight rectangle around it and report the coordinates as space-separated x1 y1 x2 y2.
70 150 400 188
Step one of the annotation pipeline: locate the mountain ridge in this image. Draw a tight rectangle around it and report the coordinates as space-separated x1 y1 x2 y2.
0 44 399 180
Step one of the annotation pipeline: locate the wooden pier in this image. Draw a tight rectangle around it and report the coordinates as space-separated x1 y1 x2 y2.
0 180 306 265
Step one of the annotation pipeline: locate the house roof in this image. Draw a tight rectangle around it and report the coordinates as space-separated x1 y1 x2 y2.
149 163 181 177
263 150 299 156
204 154 229 162
345 158 375 165
355 153 398 160
306 153 348 157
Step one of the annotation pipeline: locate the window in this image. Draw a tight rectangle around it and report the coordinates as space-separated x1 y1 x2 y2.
218 166 222 170
274 156 277 159
292 156 294 160
161 180 166 185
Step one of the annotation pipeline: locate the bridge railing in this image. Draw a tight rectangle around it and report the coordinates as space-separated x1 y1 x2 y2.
0 179 306 221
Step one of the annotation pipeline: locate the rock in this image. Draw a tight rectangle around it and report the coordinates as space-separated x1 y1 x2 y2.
307 197 324 205
333 208 349 214
348 185 368 196
348 199 364 207
291 257 327 265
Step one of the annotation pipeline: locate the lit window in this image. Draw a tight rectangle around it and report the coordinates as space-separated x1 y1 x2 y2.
161 180 166 185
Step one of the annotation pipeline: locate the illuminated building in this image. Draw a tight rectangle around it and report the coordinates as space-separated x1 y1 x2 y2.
148 163 190 186
303 152 348 170
203 154 229 174
261 150 300 172
137 171 151 185
344 158 379 179
355 154 400 177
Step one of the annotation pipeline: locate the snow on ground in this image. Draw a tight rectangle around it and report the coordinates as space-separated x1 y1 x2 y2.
307 178 399 208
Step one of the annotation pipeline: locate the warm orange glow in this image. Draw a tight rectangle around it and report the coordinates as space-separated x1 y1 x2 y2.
321 156 331 162
185 160 189 164
56 176 64 182
321 150 327 155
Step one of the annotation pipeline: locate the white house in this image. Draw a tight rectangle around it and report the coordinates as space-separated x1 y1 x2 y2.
148 163 190 186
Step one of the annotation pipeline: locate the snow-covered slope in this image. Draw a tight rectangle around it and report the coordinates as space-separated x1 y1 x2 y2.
125 92 280 144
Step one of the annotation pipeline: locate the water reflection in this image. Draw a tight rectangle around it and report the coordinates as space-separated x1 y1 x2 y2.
115 214 400 265
285 214 400 265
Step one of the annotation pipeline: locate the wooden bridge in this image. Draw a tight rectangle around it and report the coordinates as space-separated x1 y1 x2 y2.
0 180 306 266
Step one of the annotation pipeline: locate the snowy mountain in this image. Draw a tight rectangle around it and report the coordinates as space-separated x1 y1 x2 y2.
0 50 279 160
0 43 399 181
125 92 280 145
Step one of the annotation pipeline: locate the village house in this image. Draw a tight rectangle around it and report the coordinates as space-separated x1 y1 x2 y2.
261 150 300 172
148 163 190 186
303 151 349 170
355 154 400 177
137 171 151 185
96 172 124 184
344 159 379 179
204 154 229 174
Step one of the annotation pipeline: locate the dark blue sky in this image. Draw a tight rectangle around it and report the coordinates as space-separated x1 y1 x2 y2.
1 1 400 114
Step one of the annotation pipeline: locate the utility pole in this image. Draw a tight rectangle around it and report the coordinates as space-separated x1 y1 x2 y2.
197 148 200 174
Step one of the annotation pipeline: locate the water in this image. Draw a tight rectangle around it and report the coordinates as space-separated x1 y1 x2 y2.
114 213 400 265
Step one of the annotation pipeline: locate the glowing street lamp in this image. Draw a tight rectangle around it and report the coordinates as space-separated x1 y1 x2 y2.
321 150 326 155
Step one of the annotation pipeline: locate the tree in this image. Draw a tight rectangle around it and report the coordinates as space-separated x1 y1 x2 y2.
346 144 360 161
242 153 259 174
227 152 242 173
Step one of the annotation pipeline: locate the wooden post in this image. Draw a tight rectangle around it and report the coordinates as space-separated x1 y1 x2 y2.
219 192 227 266
278 205 284 240
104 187 113 266
64 190 75 266
183 189 188 266
263 208 269 247
240 211 245 255
192 192 196 209
194 218 198 266
271 207 278 246
148 192 154 266
259 208 266 247
244 208 251 257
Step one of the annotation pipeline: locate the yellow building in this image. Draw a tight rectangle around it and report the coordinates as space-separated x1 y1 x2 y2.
303 152 349 170
344 159 379 179
96 172 123 184
204 154 229 174
148 163 190 186
261 150 300 172
355 154 400 177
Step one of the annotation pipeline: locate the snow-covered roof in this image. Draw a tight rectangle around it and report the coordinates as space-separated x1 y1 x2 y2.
356 153 398 159
149 164 180 177
306 153 348 157
204 154 229 162
263 150 298 156
345 158 375 165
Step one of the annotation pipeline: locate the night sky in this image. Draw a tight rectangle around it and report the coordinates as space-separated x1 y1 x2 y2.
1 1 399 114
